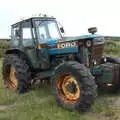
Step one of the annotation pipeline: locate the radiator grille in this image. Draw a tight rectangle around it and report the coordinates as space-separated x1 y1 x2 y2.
91 44 104 64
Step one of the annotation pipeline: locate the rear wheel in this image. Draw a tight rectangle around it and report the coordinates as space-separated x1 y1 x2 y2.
51 61 97 112
3 54 31 93
101 56 120 92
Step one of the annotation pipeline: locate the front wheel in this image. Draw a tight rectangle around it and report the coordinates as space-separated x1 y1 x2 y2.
51 61 97 112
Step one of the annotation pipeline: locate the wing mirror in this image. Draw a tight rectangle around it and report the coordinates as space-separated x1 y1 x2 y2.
60 27 65 33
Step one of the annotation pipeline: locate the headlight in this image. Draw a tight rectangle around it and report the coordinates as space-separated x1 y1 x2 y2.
57 41 77 48
85 40 92 47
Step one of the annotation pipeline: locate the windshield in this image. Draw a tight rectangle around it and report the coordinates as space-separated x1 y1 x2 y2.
35 20 61 43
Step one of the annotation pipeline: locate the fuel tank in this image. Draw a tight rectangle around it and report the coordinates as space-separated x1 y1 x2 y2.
92 63 120 87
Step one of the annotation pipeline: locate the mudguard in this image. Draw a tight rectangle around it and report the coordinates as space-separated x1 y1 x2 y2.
101 56 120 64
5 49 33 69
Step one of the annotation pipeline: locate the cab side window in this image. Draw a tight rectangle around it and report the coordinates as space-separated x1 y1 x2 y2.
22 21 33 47
23 28 32 39
11 25 20 47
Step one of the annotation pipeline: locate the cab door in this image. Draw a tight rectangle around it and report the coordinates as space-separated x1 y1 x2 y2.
34 20 62 69
21 20 40 69
34 21 51 70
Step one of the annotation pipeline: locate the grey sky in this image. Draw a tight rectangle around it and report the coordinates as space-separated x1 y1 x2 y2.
0 0 120 38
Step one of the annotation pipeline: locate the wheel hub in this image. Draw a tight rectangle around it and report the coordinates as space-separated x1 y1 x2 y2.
65 82 77 94
9 66 18 90
56 74 80 104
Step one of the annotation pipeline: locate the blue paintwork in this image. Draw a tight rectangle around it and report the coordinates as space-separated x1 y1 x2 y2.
81 34 103 38
38 34 104 45
46 39 57 44
63 34 104 42
39 34 104 56
48 47 78 55
37 34 104 46
38 39 57 45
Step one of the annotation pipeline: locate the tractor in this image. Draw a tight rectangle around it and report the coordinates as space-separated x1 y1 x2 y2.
2 15 120 112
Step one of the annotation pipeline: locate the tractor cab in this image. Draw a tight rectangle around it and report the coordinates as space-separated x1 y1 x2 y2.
11 15 65 69
11 16 63 47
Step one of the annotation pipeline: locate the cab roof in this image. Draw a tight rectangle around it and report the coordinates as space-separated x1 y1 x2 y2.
12 16 56 27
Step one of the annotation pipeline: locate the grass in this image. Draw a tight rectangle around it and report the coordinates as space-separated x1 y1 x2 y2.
0 59 85 120
0 40 120 120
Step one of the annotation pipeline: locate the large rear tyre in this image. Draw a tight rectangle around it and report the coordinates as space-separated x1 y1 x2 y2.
101 56 120 92
51 61 97 112
3 54 31 93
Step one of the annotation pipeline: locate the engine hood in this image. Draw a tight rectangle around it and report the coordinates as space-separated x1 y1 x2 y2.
62 34 104 42
39 34 104 45
46 34 104 55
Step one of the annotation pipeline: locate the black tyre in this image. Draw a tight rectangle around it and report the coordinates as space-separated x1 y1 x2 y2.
51 61 97 112
3 54 31 93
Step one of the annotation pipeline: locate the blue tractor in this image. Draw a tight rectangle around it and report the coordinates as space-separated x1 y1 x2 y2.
2 15 120 112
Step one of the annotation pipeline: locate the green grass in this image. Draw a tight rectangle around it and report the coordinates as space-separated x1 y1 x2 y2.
0 41 120 120
0 71 119 120
0 60 85 120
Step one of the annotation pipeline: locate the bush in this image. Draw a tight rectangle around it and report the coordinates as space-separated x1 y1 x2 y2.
0 40 10 58
104 40 120 56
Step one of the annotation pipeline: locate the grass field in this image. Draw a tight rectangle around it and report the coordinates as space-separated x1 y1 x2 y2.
0 40 120 120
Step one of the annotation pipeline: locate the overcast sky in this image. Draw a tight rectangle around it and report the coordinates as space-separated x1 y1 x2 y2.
0 0 120 38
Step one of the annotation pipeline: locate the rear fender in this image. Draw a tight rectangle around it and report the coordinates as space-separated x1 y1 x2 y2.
100 56 120 86
5 49 33 70
101 56 120 64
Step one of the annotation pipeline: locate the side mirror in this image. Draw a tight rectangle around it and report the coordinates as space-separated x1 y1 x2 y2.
15 29 21 37
60 27 64 33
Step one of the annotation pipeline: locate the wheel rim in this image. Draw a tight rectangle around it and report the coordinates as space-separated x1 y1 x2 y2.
56 74 80 104
8 66 18 90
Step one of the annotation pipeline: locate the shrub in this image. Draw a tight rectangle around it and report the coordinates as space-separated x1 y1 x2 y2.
0 40 10 58
104 40 120 56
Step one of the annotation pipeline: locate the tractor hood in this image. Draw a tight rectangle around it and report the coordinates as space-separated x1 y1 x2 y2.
47 34 104 55
41 34 104 45
62 34 104 42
